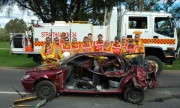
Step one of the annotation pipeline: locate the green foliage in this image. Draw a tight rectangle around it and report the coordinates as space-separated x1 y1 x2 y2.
0 18 27 41
0 0 179 25
0 0 119 24
5 18 27 33
0 28 9 41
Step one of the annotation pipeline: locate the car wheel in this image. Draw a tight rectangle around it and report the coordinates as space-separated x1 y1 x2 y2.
36 81 57 101
124 88 144 104
145 56 162 76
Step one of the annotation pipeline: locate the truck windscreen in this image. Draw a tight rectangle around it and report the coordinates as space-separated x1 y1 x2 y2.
154 17 174 38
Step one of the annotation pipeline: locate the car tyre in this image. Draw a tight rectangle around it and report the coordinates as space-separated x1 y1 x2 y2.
124 88 144 104
36 81 57 101
145 56 162 76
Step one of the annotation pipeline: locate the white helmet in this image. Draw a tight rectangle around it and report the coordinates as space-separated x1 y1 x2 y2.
62 52 70 58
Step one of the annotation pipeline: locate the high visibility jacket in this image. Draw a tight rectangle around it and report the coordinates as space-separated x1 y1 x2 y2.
134 40 144 53
121 43 128 49
88 39 93 45
134 40 145 57
62 43 71 53
121 42 128 53
103 45 113 53
41 43 55 60
52 43 63 60
112 42 121 54
71 43 80 54
126 45 136 53
124 45 136 59
80 42 93 52
94 40 104 52
60 39 65 46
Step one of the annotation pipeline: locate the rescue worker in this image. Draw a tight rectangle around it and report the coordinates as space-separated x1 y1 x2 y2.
102 40 112 53
52 37 63 61
134 34 145 57
87 33 93 44
121 36 128 53
61 37 72 54
123 38 136 59
80 36 93 52
112 36 121 54
94 34 104 52
40 37 55 60
60 32 66 46
71 37 80 54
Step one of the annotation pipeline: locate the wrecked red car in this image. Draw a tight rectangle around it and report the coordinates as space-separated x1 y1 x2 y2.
21 52 158 104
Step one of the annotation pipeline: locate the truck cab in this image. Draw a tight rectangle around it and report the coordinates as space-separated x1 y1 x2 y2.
109 7 179 75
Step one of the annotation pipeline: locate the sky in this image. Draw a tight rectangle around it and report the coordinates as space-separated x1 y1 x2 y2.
0 0 179 28
0 4 40 28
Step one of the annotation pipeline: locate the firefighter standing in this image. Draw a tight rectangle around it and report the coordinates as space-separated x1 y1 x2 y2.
53 37 63 61
94 34 104 52
60 32 66 46
124 38 136 59
40 37 55 60
102 40 112 53
80 36 93 52
87 33 93 44
134 34 145 56
121 36 128 53
71 37 80 54
112 36 121 54
61 37 72 54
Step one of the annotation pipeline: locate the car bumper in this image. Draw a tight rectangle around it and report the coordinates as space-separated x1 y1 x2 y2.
21 79 35 92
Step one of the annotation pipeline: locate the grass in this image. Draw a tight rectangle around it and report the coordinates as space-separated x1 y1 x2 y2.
0 41 10 48
163 59 180 70
0 49 39 67
0 41 39 68
0 41 180 69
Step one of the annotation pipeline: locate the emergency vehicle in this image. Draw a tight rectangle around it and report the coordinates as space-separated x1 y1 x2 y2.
10 7 179 76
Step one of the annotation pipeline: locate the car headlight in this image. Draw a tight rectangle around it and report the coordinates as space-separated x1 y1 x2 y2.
22 75 30 80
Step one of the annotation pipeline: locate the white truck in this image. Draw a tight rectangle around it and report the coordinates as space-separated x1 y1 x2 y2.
10 7 179 75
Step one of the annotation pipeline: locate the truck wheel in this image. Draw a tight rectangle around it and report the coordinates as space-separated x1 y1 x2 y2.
124 88 144 104
145 56 162 76
36 81 57 101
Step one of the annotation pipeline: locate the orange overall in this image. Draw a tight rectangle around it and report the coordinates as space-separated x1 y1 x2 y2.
71 43 80 54
112 42 121 54
80 42 93 52
94 40 104 52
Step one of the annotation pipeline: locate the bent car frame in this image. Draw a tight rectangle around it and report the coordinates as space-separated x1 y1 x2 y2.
21 52 158 104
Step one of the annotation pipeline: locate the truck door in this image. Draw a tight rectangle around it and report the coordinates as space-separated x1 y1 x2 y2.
10 33 26 53
152 17 177 51
126 16 150 39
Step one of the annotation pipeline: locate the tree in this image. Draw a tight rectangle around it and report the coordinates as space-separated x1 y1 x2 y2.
0 0 120 24
0 28 9 41
0 0 179 25
0 18 27 41
5 18 27 33
170 6 180 28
